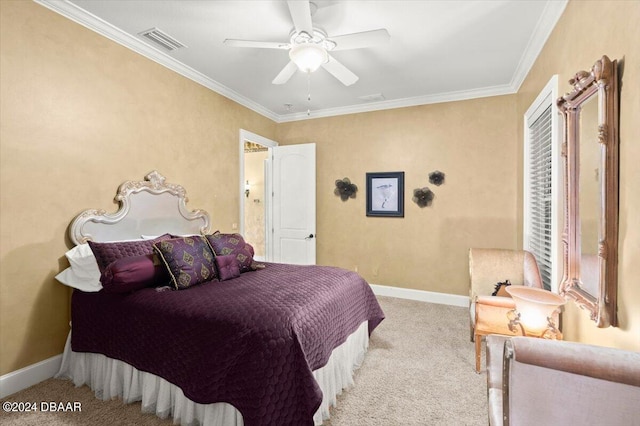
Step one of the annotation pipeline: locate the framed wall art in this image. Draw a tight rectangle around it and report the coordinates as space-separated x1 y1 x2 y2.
366 172 404 217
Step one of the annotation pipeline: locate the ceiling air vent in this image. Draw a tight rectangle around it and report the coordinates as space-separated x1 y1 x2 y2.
138 28 186 51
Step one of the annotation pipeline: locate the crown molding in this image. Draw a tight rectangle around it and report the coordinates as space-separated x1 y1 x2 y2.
277 84 515 122
35 0 566 124
33 0 279 122
509 0 568 92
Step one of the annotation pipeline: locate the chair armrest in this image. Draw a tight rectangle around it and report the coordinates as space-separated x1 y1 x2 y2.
522 251 543 288
508 337 640 386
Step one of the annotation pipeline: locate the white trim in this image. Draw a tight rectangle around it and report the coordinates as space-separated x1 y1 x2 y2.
34 0 567 123
277 84 514 122
0 354 62 399
510 1 568 91
369 284 469 308
523 75 561 293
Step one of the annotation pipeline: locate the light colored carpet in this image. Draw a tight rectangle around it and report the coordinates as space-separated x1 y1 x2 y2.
0 296 487 425
325 296 487 425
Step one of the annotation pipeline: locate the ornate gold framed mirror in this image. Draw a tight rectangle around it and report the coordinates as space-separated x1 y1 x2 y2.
557 56 619 327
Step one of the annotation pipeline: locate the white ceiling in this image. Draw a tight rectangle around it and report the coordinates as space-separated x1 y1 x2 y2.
36 0 567 122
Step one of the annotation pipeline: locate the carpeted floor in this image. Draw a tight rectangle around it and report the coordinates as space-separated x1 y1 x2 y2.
0 296 487 426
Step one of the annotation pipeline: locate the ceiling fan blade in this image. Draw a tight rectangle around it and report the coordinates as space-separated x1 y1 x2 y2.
272 61 298 85
322 55 358 86
287 0 313 34
330 29 390 51
223 39 290 49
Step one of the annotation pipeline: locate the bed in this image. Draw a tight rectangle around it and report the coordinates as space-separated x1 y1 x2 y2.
55 171 385 426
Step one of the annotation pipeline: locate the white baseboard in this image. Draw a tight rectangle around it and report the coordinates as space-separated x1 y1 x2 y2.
0 354 62 399
370 284 469 307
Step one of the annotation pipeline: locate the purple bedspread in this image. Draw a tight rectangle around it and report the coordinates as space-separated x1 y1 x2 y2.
71 262 384 425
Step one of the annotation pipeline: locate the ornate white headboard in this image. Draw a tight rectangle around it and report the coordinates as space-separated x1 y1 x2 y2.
69 171 211 245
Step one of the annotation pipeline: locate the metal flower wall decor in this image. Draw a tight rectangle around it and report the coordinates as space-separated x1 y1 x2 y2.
412 170 445 208
412 187 434 208
334 177 358 201
428 170 445 186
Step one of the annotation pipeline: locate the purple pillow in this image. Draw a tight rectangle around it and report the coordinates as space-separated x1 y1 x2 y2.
205 231 255 273
215 255 241 281
100 254 169 293
154 236 218 290
88 234 171 272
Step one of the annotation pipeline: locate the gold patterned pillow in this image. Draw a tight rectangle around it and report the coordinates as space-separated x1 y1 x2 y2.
154 236 218 290
205 231 256 273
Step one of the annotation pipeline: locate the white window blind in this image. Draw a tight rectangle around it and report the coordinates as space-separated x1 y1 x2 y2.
527 106 553 289
524 76 560 292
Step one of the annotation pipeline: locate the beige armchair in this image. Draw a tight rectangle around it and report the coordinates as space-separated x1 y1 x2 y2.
469 248 544 372
486 335 640 426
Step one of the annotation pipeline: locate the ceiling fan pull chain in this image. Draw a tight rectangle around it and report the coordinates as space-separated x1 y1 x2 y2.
307 71 312 116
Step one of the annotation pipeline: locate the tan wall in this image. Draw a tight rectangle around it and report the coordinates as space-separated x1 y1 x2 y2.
0 1 276 375
516 0 640 350
276 96 519 293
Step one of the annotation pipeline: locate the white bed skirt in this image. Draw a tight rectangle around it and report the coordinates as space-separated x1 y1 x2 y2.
56 321 370 426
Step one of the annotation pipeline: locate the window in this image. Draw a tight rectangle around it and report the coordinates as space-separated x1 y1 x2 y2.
524 76 561 291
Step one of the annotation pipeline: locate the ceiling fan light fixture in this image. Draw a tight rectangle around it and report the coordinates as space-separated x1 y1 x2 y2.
289 43 327 73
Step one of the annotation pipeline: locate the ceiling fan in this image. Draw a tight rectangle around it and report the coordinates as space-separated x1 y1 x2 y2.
223 1 390 86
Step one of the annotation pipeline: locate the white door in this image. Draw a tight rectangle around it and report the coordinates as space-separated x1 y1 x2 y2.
271 143 316 265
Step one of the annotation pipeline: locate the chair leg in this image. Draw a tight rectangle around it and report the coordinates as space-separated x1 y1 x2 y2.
470 323 475 342
475 334 482 373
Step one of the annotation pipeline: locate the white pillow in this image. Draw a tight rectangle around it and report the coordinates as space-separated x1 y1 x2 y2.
65 243 100 280
55 267 102 292
55 244 102 291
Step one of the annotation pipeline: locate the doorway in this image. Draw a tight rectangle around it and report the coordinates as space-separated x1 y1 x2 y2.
239 130 278 261
239 130 317 265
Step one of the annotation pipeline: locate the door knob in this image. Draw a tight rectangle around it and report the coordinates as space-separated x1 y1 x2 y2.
305 234 315 239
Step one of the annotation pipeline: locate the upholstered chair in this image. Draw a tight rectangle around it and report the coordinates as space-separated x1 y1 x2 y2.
469 248 544 372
